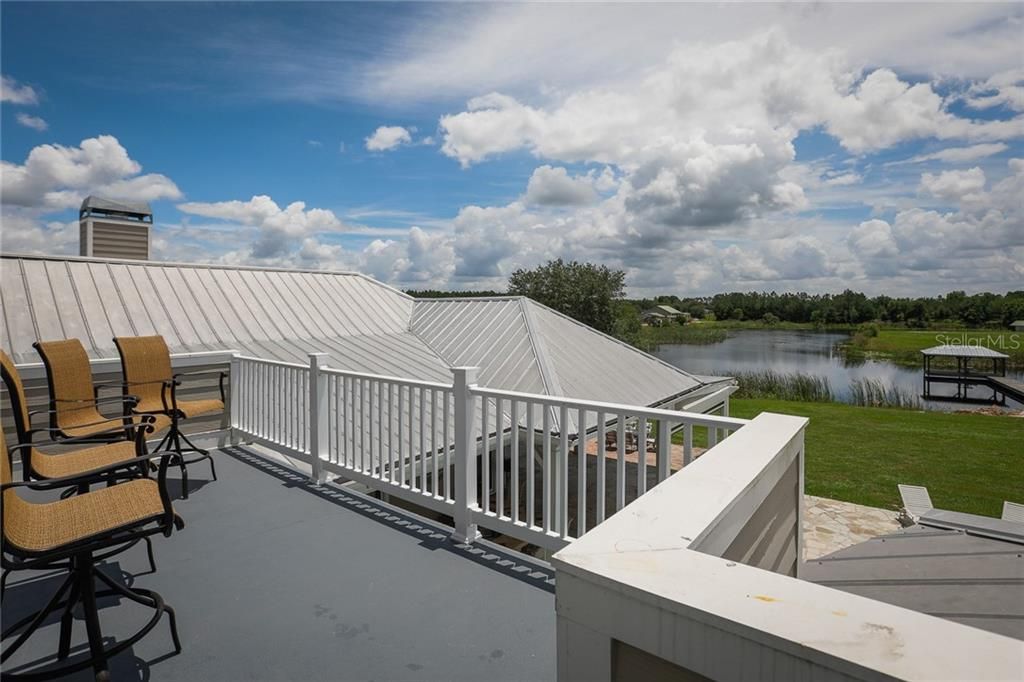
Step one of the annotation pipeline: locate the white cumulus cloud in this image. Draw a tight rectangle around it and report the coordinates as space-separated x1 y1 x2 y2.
365 126 413 151
16 113 48 131
1 74 38 104
0 135 181 210
177 194 345 259
524 166 598 206
920 167 987 203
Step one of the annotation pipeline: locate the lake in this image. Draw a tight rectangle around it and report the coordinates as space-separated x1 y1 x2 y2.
653 329 1024 411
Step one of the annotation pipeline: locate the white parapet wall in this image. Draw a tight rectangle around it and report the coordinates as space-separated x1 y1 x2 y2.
551 412 1024 682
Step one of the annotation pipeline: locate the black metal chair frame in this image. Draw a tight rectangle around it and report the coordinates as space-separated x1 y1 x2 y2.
0 421 161 593
1 433 184 681
121 370 226 499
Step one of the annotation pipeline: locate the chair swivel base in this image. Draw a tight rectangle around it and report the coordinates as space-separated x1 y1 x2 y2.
1 555 180 681
1 536 156 596
152 428 217 500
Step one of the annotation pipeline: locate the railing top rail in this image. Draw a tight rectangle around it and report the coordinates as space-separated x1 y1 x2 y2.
320 366 453 391
471 385 750 429
235 355 309 371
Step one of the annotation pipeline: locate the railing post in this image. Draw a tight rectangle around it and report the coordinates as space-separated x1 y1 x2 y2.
229 353 241 446
308 352 329 485
451 366 481 544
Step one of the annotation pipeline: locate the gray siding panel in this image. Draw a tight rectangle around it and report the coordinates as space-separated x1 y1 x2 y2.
722 460 800 577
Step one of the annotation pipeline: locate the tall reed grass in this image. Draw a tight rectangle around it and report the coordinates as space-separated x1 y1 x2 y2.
848 378 922 409
726 370 924 409
728 370 834 402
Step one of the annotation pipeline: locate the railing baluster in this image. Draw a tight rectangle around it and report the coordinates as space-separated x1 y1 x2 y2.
431 389 439 498
283 365 289 447
443 390 451 500
371 379 378 477
397 384 406 485
258 363 265 439
526 402 535 528
616 417 626 511
596 411 606 525
481 397 490 513
357 378 362 469
657 420 671 482
363 378 370 472
637 417 648 497
543 405 551 534
577 406 587 537
511 399 520 524
328 375 336 462
496 397 505 517
419 387 426 491
406 384 414 487
388 382 395 483
683 422 693 467
559 404 569 538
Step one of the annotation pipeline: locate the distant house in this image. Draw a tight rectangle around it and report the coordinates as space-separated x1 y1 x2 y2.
641 305 690 326
1011 320 1024 332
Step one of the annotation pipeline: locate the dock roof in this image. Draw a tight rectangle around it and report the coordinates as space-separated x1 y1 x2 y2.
920 344 1009 359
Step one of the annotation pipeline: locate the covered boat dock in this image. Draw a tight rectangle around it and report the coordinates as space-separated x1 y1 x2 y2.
920 344 1022 405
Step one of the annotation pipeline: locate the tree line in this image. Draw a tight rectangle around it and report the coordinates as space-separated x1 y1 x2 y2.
406 260 1024 336
631 290 1024 328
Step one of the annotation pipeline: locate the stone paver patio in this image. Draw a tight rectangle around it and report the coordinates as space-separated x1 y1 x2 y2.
803 495 902 560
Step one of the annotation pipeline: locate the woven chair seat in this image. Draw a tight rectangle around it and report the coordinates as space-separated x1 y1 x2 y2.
3 479 164 554
137 397 224 419
30 441 139 480
61 412 172 438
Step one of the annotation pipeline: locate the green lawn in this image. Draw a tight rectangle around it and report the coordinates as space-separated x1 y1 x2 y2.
843 329 1023 367
729 399 1024 517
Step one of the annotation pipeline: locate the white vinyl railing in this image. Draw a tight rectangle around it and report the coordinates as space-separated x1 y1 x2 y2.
467 385 747 549
229 353 748 550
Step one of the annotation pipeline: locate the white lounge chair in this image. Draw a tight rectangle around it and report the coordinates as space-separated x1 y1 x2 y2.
898 484 934 521
1002 501 1024 524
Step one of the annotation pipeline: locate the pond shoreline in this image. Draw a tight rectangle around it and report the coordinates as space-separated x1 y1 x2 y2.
652 328 1024 412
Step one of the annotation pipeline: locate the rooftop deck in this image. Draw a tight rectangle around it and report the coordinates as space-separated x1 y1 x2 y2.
2 446 556 681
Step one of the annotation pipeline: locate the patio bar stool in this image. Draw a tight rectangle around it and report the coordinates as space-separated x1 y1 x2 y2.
114 335 226 498
0 426 184 681
32 339 171 442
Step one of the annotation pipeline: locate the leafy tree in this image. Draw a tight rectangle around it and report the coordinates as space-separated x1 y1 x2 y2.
507 259 626 334
612 302 642 344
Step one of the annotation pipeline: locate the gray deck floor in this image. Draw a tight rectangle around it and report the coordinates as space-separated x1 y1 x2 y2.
2 446 556 681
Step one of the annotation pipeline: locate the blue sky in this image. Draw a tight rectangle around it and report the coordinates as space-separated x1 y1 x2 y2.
2 2 1022 295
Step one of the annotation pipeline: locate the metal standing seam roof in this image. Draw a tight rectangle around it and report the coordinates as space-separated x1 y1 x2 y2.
1 253 718 459
920 345 1010 359
803 525 1024 641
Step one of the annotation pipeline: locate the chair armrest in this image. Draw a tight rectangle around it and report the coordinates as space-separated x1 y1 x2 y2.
7 419 159 487
29 417 142 442
172 370 228 380
54 394 140 408
1 454 161 492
